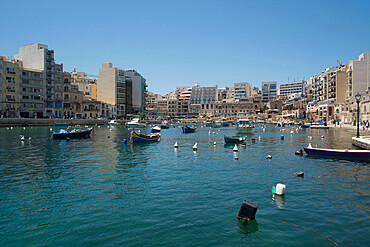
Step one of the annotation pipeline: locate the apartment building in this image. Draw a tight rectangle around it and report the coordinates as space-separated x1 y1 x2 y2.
0 57 20 117
190 85 218 116
234 82 252 100
346 52 370 103
126 70 147 113
279 80 306 97
97 62 133 118
71 70 97 100
261 81 277 102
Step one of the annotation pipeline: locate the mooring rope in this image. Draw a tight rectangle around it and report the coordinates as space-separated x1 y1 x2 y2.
260 216 339 247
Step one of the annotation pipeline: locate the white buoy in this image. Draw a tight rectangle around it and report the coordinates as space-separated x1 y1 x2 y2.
50 128 52 131
20 136 25 141
308 143 312 148
266 155 272 159
290 131 294 134
321 135 324 139
174 141 178 148
233 144 238 152
275 183 286 195
7 127 9 129
10 127 13 129
208 130 211 135
23 127 26 130
29 137 32 140
263 128 265 132
193 142 198 151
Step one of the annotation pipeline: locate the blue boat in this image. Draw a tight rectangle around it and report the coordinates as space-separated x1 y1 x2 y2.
304 145 370 159
131 130 160 142
224 135 245 143
52 127 93 139
182 125 196 133
221 122 230 127
160 121 170 129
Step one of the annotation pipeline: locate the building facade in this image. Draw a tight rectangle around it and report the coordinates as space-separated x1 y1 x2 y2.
261 81 277 102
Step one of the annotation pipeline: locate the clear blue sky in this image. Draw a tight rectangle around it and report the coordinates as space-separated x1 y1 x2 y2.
1 0 369 95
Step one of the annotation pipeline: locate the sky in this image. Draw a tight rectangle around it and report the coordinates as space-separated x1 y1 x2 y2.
1 0 369 95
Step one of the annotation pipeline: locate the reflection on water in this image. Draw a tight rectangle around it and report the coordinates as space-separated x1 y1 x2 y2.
238 219 259 234
272 194 286 209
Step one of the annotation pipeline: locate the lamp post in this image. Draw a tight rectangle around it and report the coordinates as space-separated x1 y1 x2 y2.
355 92 361 138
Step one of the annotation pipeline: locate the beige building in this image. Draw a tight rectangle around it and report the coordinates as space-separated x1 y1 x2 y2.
71 70 97 100
0 56 20 117
346 52 370 103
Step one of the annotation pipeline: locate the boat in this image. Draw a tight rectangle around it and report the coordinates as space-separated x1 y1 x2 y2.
108 120 120 126
236 119 254 134
304 144 370 159
212 121 222 128
221 122 230 127
127 118 146 128
182 125 196 133
52 127 93 139
160 121 170 129
52 122 69 127
151 126 161 133
205 119 214 127
131 130 160 142
224 135 246 143
300 124 310 128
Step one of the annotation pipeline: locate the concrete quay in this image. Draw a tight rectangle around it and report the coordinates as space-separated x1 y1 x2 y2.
352 136 370 150
0 118 110 127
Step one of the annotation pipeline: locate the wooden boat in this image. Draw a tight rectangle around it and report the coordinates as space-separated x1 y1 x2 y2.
304 144 370 159
131 130 160 142
182 125 196 133
52 122 69 127
160 121 170 129
151 126 161 133
52 127 93 139
224 135 245 143
236 119 254 134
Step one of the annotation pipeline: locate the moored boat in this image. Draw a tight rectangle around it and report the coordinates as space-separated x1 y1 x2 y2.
304 144 370 159
108 120 120 126
52 127 93 139
224 135 245 143
160 121 170 129
151 126 161 133
221 122 230 127
127 118 146 128
182 125 196 133
236 119 254 134
212 121 222 128
131 130 160 142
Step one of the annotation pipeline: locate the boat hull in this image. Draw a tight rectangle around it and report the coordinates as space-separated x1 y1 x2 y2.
53 128 93 139
182 126 196 133
127 123 146 128
131 131 160 142
224 136 245 143
304 147 370 159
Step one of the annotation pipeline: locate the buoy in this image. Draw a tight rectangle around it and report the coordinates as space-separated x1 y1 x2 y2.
50 128 52 131
294 172 304 177
321 135 324 139
213 141 216 146
266 155 272 159
218 129 220 132
20 136 25 141
193 142 197 151
66 137 70 141
290 131 293 134
212 132 215 134
234 157 239 160
29 137 32 140
174 141 178 148
295 149 303 155
208 130 211 134
23 127 25 130
110 129 113 131
241 143 247 148
10 127 13 129
281 135 284 140
123 139 127 144
259 136 261 140
263 128 265 132
233 144 238 152
275 183 286 195
108 136 110 138
237 199 258 221
251 138 256 143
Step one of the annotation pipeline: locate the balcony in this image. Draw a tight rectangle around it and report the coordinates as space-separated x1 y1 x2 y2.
46 96 54 101
21 74 43 80
20 82 44 88
20 90 43 96
46 90 54 95
6 98 16 102
54 87 62 92
21 98 43 103
5 89 16 93
46 83 54 87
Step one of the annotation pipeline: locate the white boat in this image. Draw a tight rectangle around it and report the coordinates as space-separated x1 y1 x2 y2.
127 118 146 128
236 119 254 134
212 121 222 128
151 126 161 133
108 120 120 126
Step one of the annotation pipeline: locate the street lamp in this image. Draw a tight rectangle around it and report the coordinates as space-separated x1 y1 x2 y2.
355 92 361 138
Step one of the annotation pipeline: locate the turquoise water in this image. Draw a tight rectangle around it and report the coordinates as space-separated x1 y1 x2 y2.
0 125 369 246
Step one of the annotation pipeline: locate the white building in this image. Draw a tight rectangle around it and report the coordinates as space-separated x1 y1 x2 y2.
279 80 306 97
346 52 370 102
234 82 252 100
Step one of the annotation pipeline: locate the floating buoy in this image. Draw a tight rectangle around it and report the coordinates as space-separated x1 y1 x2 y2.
321 135 324 139
275 183 286 195
66 137 70 141
237 199 258 221
50 128 52 131
123 139 127 144
266 155 272 159
233 144 238 152
294 172 304 177
263 128 265 132
10 127 13 129
212 132 215 134
259 136 261 141
251 138 256 143
174 141 178 148
110 129 113 131
208 131 211 134
295 149 303 155
241 143 247 148
23 127 26 130
20 135 25 141
6 127 9 130
234 156 239 160
218 129 220 132
213 141 216 146
108 136 110 138
29 137 32 140
193 142 198 151
290 131 294 134
281 135 284 140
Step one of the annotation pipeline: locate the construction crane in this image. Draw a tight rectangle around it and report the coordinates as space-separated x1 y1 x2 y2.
337 60 343 67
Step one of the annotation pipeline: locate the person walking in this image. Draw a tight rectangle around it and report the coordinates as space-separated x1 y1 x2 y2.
366 120 369 132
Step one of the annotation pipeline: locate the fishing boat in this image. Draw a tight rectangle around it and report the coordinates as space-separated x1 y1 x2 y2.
131 130 160 142
224 135 246 143
304 144 370 159
212 121 222 128
108 120 120 126
52 127 93 139
205 119 214 127
221 122 230 127
52 122 69 127
182 125 196 133
160 121 170 129
151 126 161 133
127 118 146 128
236 119 254 134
